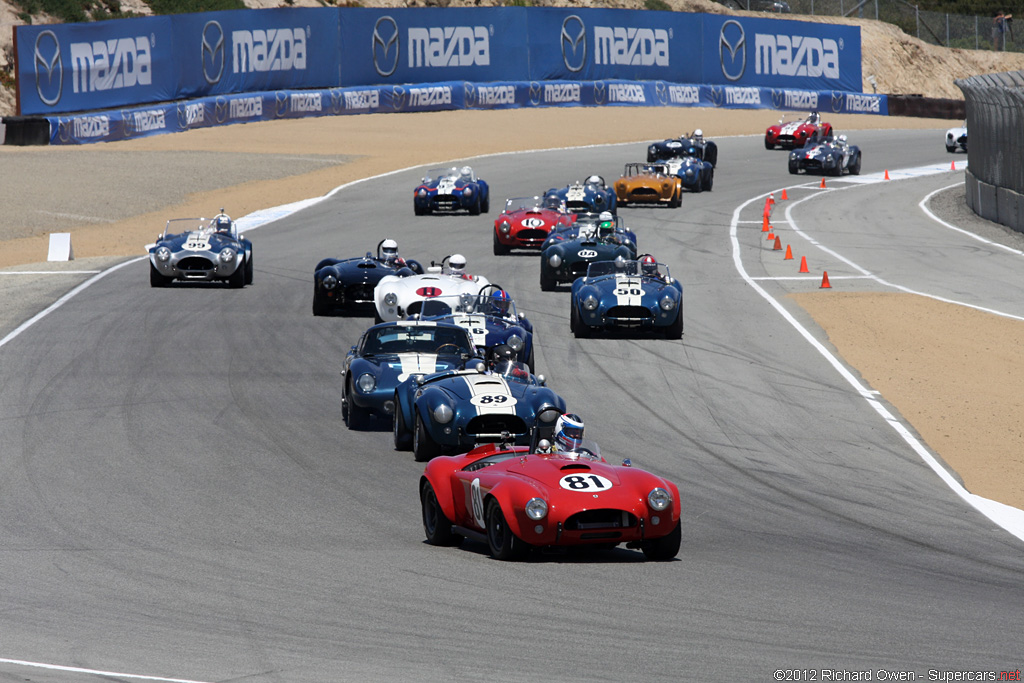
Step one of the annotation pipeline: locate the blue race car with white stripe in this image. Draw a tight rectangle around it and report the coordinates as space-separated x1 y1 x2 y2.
149 213 253 288
416 287 537 371
539 214 637 290
413 165 490 216
543 175 617 215
569 257 683 339
342 321 479 430
393 359 566 461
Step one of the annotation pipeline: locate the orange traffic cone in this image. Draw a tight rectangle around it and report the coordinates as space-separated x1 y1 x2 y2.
799 256 809 273
820 271 831 288
773 236 782 251
951 161 956 171
768 193 775 207
781 189 788 200
884 169 890 180
784 244 793 260
762 216 770 232
767 230 775 241
819 177 827 189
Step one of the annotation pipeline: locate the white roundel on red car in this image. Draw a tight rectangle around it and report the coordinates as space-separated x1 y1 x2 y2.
559 473 614 491
521 217 546 228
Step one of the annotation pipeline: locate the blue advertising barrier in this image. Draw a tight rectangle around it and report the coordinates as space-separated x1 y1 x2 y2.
16 7 862 116
45 80 888 145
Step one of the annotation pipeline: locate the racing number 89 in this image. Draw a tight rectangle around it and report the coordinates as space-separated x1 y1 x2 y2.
478 394 508 404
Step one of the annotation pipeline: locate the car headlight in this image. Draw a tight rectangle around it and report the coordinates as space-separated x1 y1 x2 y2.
507 334 524 352
583 295 599 311
219 248 236 263
433 404 454 424
464 187 473 196
662 183 671 192
418 188 427 197
548 253 562 268
648 487 672 511
659 295 676 311
356 373 376 393
537 406 560 423
155 246 171 262
499 220 511 234
790 152 798 159
384 292 398 306
525 498 548 520
322 275 338 290
685 168 694 177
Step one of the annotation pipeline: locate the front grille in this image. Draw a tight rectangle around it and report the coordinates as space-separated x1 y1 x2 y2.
515 229 548 243
565 509 637 531
630 188 660 198
802 160 824 171
566 201 591 212
343 283 374 304
465 414 528 438
606 305 653 323
434 196 457 210
569 261 591 277
177 256 214 272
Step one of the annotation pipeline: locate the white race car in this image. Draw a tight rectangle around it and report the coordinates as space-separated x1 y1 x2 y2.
945 121 967 153
374 254 491 323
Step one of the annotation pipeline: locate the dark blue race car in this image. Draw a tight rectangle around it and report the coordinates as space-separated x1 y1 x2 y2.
312 239 424 316
393 358 566 461
544 175 617 215
664 155 714 193
788 135 862 176
647 131 718 167
341 321 479 430
539 213 638 290
414 165 490 215
416 286 537 372
570 257 683 339
149 212 253 288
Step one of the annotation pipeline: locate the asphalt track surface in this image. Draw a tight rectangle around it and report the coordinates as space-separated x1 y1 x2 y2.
2 130 1023 682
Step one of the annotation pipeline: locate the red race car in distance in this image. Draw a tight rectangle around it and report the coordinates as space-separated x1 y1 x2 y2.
493 196 575 255
765 111 833 150
419 439 682 561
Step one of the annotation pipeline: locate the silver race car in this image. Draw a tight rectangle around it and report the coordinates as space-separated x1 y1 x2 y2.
149 211 253 288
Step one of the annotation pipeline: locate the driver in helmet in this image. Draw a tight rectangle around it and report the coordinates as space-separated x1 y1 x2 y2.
490 289 514 320
380 238 402 267
459 166 474 183
836 134 848 148
597 212 620 244
543 194 564 212
640 254 665 282
552 413 586 456
692 128 704 143
212 210 232 233
808 111 820 124
448 253 468 278
585 174 605 189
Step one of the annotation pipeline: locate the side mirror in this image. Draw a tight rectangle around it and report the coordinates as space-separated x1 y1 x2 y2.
537 374 546 386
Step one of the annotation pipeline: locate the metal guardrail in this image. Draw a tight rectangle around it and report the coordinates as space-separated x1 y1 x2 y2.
956 71 1024 233
725 0 1020 53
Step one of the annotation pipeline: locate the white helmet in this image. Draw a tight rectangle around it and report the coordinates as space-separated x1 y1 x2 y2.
381 238 399 264
693 128 703 139
449 253 467 274
554 413 585 453
837 134 848 145
460 166 473 179
585 175 603 187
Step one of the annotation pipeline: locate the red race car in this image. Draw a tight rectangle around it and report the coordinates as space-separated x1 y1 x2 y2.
419 436 682 561
493 196 575 255
765 111 833 150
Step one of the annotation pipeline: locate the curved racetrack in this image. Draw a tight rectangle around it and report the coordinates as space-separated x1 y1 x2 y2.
1 129 1023 682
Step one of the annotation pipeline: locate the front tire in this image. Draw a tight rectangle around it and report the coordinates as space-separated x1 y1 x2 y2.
469 195 481 216
421 480 463 546
570 304 590 339
394 400 412 451
413 412 440 462
244 253 254 285
664 309 683 340
641 520 681 561
764 138 774 150
493 231 511 256
849 153 862 176
702 170 714 192
150 263 172 288
788 160 799 175
312 297 330 316
343 382 369 431
540 267 556 292
486 499 527 560
228 260 246 288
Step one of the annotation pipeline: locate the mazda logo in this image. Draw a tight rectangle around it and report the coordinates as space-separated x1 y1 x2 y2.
214 96 230 123
34 30 63 107
463 82 476 108
709 85 725 107
391 85 406 112
275 91 289 118
329 88 345 115
561 15 586 73
831 90 845 113
177 102 190 130
372 16 400 78
528 81 543 106
121 109 134 137
654 81 668 105
57 118 73 143
201 21 225 85
719 20 746 82
771 89 785 109
593 81 606 105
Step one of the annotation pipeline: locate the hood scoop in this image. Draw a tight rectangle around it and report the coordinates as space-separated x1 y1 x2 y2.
560 463 592 471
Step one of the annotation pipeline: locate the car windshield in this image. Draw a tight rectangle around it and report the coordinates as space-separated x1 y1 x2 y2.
417 293 518 320
587 260 639 277
362 324 472 356
163 217 222 239
504 196 546 213
422 167 459 184
555 437 602 461
492 360 535 385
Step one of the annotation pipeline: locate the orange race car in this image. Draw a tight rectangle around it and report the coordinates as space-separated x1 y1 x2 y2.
613 163 682 208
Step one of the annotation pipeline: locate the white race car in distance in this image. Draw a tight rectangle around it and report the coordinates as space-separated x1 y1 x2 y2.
945 122 967 153
374 254 491 323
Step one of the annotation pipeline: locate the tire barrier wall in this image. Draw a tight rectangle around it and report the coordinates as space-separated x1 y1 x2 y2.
956 70 1024 234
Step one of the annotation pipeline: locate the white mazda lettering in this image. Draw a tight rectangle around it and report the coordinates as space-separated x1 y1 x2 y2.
229 96 263 118
669 85 699 104
409 86 452 107
845 94 880 113
544 83 580 103
289 92 321 112
183 102 204 125
70 36 151 94
754 34 839 79
784 90 819 109
725 86 761 105
232 28 307 74
609 83 646 103
344 90 379 110
408 26 489 68
594 26 669 67
73 116 109 138
477 85 514 106
131 109 165 132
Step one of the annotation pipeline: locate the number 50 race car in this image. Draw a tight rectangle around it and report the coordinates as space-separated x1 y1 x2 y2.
419 438 682 561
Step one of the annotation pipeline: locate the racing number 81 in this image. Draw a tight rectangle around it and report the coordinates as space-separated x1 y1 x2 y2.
564 475 606 490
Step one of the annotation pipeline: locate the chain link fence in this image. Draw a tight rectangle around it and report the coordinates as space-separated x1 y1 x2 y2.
725 0 1020 53
956 71 1024 233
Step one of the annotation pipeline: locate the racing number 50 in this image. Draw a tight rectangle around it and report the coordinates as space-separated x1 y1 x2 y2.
615 287 642 296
